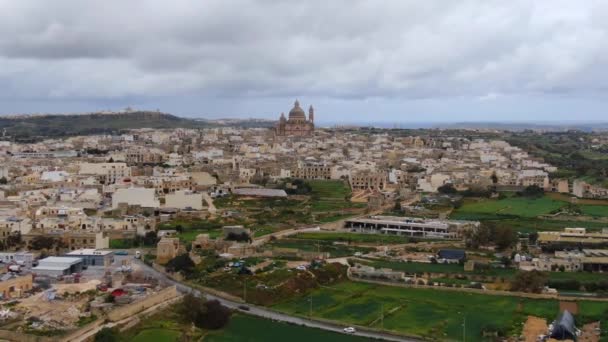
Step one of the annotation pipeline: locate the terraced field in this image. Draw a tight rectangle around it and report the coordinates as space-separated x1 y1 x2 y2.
273 281 608 341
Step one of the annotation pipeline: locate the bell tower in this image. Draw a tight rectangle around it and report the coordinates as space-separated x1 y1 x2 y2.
308 105 314 123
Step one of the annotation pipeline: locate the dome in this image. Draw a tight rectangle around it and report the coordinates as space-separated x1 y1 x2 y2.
288 100 306 120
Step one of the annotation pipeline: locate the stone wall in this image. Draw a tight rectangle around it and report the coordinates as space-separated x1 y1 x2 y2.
0 330 54 342
107 285 179 322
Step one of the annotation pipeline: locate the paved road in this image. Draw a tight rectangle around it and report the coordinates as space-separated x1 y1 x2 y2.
132 259 418 342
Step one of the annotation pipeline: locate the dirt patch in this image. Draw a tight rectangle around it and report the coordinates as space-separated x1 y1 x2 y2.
579 321 601 342
559 301 579 314
522 316 548 342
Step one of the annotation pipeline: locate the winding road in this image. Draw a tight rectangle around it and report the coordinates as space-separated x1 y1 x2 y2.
132 258 418 342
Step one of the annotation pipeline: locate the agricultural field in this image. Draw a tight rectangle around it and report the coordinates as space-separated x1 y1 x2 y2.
273 281 608 341
452 195 565 219
308 180 353 211
267 238 375 258
450 194 608 233
292 232 409 245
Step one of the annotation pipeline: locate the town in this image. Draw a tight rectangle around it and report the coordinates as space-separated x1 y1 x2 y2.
0 102 605 341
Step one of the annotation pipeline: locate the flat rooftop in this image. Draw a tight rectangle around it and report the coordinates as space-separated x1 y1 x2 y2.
66 249 113 256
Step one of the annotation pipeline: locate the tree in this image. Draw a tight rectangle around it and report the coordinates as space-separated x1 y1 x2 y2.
166 253 195 275
94 327 119 342
181 294 231 330
0 177 6 185
490 172 498 184
143 231 158 246
225 232 252 243
510 270 548 293
517 185 544 198
437 183 457 194
492 226 517 251
29 236 58 250
465 223 491 249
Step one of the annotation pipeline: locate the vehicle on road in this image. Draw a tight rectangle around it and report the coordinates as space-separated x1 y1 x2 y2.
296 265 307 270
343 327 356 334
134 250 141 259
238 305 250 311
114 251 129 256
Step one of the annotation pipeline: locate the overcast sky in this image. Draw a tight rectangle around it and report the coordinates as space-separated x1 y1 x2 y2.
2 0 608 123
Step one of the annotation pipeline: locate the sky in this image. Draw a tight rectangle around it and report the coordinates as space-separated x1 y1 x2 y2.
1 0 608 123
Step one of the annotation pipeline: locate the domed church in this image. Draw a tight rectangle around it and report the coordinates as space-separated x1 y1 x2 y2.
275 99 315 137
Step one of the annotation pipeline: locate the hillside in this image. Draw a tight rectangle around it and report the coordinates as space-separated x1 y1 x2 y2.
0 111 273 141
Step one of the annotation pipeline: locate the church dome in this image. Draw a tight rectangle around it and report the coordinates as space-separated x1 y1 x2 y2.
288 100 306 120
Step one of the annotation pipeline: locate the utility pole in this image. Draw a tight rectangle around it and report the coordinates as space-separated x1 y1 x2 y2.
243 279 247 302
309 294 313 317
381 303 384 330
463 316 466 342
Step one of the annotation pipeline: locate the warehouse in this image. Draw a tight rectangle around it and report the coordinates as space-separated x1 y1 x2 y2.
65 249 114 267
32 257 84 277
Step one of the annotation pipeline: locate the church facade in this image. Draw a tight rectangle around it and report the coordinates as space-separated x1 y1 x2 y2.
275 100 314 137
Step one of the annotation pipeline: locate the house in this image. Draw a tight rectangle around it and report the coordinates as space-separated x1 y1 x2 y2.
0 273 33 299
156 237 180 264
437 249 466 263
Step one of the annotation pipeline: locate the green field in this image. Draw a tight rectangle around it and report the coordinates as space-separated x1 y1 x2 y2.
452 196 565 219
204 314 368 342
293 232 409 244
273 281 608 341
580 205 608 217
308 180 365 213
132 328 181 342
268 238 375 258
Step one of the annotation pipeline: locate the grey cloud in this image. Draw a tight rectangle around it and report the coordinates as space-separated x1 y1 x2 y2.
1 0 608 104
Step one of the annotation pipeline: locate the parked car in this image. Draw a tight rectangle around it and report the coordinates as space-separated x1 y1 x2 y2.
114 251 129 256
238 305 250 311
343 327 356 334
296 265 307 271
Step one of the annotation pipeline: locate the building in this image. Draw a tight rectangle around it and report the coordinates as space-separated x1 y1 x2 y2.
292 162 332 180
165 190 203 210
572 179 608 199
0 252 35 267
32 256 84 277
538 228 608 248
349 170 387 191
78 162 131 184
112 187 160 209
232 188 287 198
0 273 33 299
156 237 180 264
65 249 114 267
344 216 479 240
275 100 315 137
437 249 466 263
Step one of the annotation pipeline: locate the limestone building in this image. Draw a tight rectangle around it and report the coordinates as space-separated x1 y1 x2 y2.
275 100 314 137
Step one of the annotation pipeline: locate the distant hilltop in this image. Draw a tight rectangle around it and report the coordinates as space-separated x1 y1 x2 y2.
0 109 273 141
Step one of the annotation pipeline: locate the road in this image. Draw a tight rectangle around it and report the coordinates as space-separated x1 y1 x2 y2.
131 258 418 342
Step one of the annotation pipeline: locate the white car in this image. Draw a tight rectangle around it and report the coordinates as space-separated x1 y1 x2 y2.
296 265 307 271
343 327 356 334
